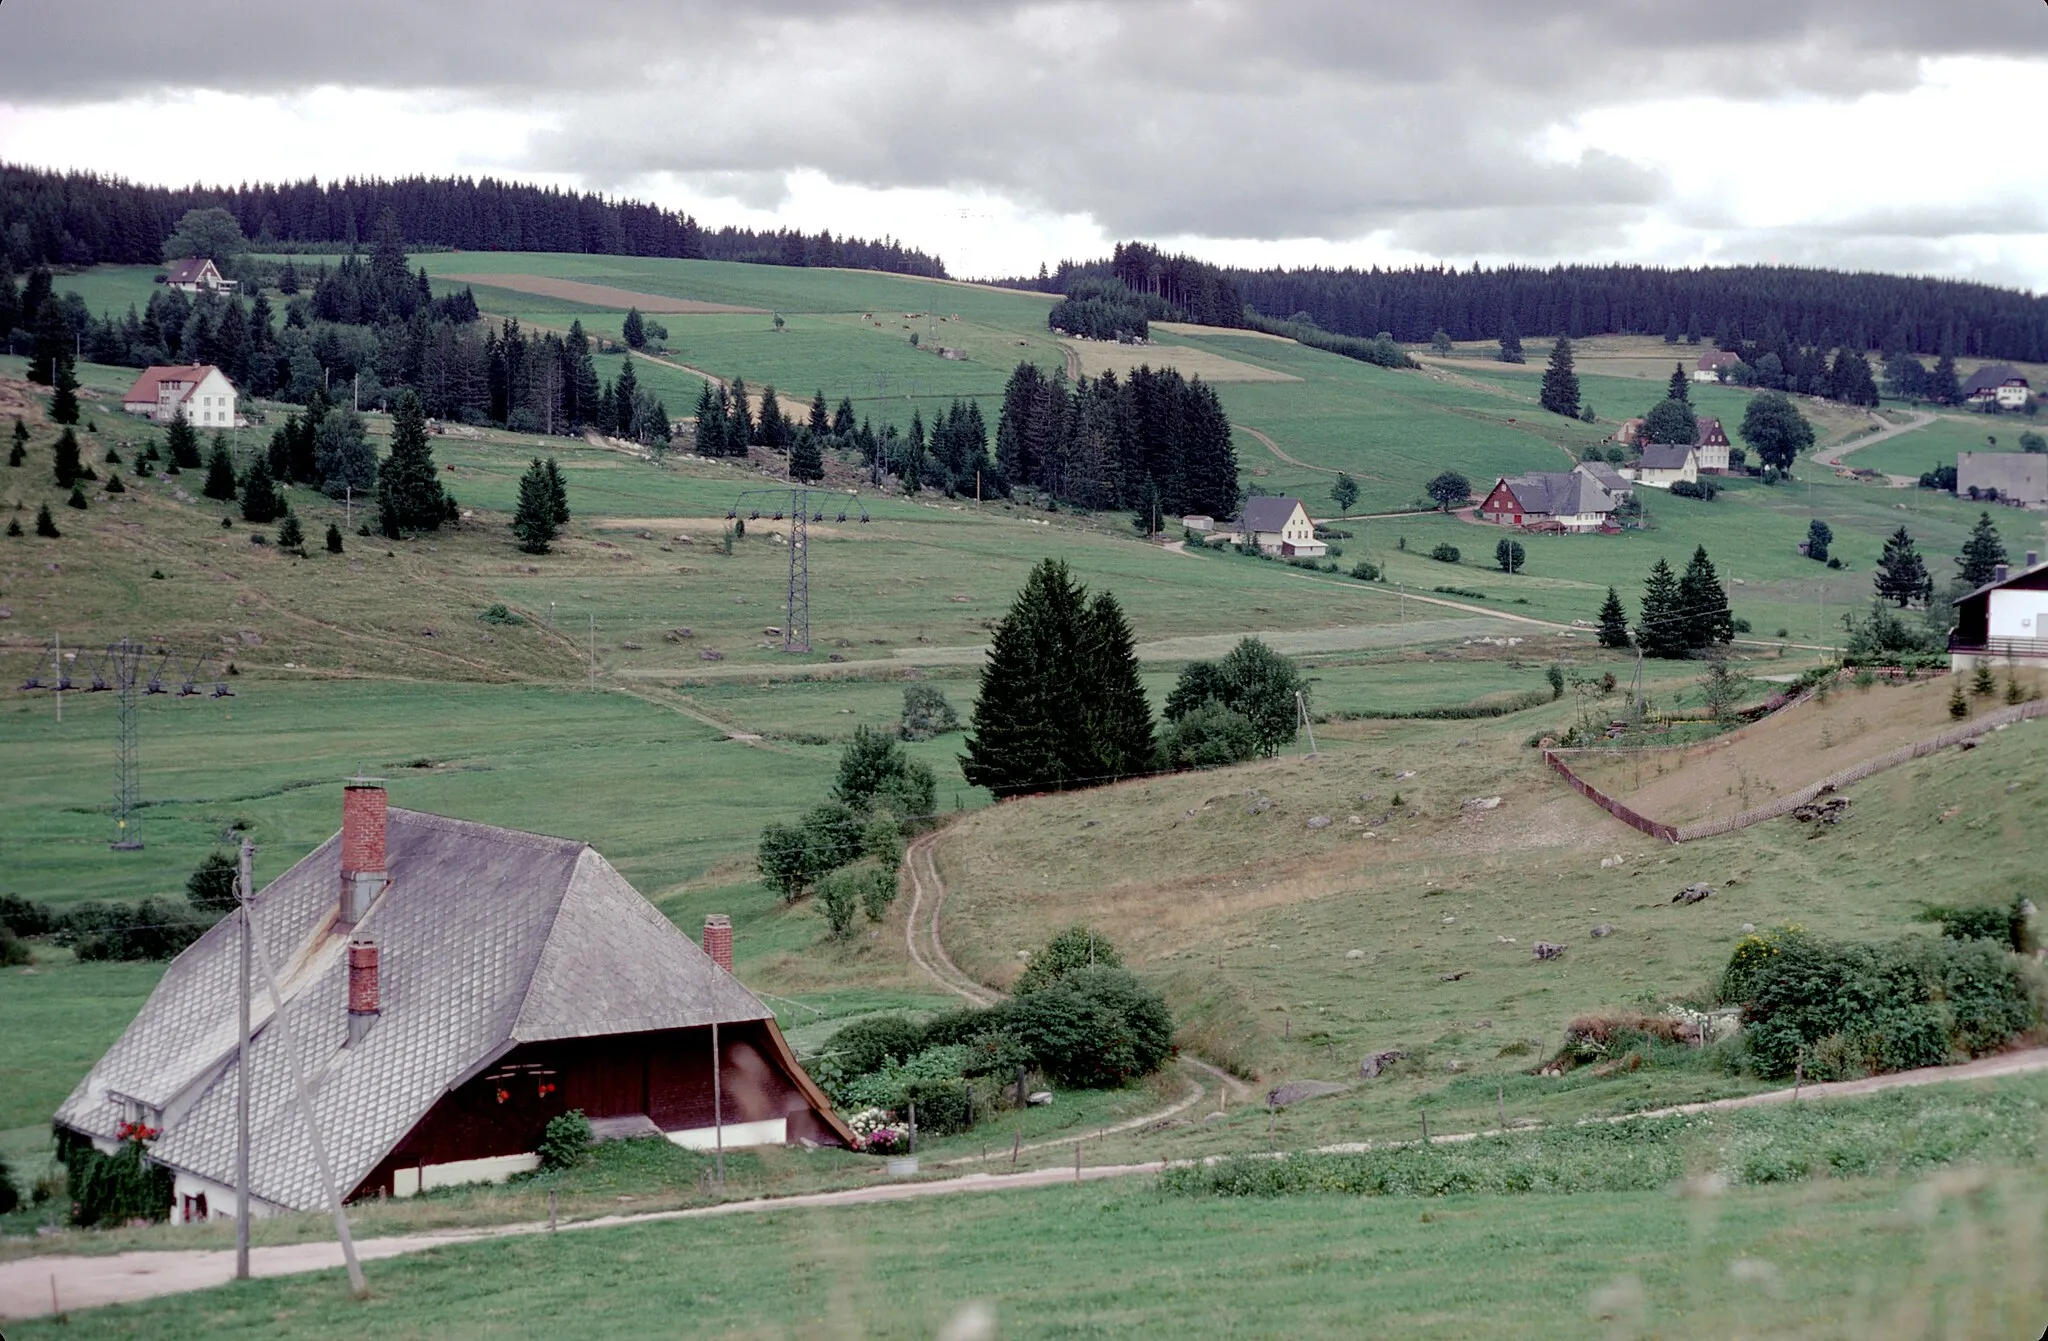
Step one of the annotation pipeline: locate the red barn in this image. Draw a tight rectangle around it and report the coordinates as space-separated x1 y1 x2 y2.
57 782 851 1224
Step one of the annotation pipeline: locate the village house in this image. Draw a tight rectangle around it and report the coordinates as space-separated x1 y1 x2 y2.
1476 462 1625 532
1960 364 2032 410
1614 417 1646 448
1950 551 2048 669
1957 452 2048 506
56 782 851 1224
1693 351 1740 383
163 257 237 295
1222 496 1325 557
1630 442 1699 490
1693 415 1731 472
120 365 239 428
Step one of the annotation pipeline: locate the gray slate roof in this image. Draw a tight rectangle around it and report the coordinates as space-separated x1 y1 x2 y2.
1637 443 1696 471
1238 496 1304 534
1961 364 2028 397
1575 461 1632 494
1501 471 1614 517
57 809 771 1212
1958 451 2048 503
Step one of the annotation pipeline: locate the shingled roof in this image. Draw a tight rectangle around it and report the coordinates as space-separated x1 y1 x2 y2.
1499 470 1615 518
1237 496 1305 534
1961 364 2028 398
1637 443 1696 471
57 809 774 1212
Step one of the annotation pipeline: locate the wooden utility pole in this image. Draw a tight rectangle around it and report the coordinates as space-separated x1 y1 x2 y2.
235 840 252 1280
711 1020 724 1189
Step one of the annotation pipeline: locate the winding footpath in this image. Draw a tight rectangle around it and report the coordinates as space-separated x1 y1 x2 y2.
1814 408 1937 484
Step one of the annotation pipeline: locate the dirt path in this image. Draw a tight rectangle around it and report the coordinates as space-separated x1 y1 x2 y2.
1240 425 1378 480
11 1042 2043 1320
1815 409 1935 483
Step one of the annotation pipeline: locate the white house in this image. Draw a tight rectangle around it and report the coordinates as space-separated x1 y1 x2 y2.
1231 496 1324 557
1693 416 1732 473
1476 465 1623 533
1960 364 2031 410
1630 443 1699 490
163 257 237 295
1957 452 2048 506
1692 351 1740 383
120 365 239 428
1950 551 2048 669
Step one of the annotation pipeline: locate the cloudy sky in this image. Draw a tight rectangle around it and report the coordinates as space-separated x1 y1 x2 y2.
3 1 2045 286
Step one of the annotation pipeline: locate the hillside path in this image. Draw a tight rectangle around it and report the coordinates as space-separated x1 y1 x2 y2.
8 1045 2045 1321
1814 409 1936 483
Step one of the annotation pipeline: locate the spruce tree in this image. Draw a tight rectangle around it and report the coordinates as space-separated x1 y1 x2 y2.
692 383 721 456
756 384 783 449
543 457 569 526
374 391 448 536
1666 362 1690 404
808 390 830 438
104 471 125 494
1079 591 1156 780
52 427 81 488
275 511 305 554
1597 587 1631 648
50 353 80 426
1956 512 2007 589
66 484 88 511
1637 558 1688 659
201 436 238 501
1874 527 1932 607
1677 545 1734 649
728 376 753 449
622 306 645 349
962 559 1090 797
35 503 59 537
1539 337 1580 417
512 457 558 554
11 417 26 452
1805 518 1833 563
166 411 201 469
28 296 66 385
326 522 344 553
1929 351 1961 405
789 430 824 483
239 457 281 522
5 518 19 537
7 442 21 468
1497 317 1524 364
833 396 856 437
613 356 640 439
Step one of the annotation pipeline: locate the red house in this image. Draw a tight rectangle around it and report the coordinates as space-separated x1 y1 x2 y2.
57 782 851 1224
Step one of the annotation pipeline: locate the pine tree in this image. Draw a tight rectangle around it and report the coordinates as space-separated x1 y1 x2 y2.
65 484 88 511
1805 518 1833 563
1929 351 1961 405
275 511 305 554
1597 587 1631 648
5 518 20 537
622 306 645 349
962 559 1091 797
374 391 449 536
789 430 824 483
543 457 569 526
1666 362 1689 404
612 355 640 440
166 411 201 469
1497 317 1524 364
1677 545 1734 649
692 383 721 456
808 390 830 438
728 376 753 450
52 427 81 488
1874 527 1932 607
1956 512 2007 589
512 458 558 554
833 396 856 437
1539 337 1579 417
50 353 80 425
1637 558 1688 659
325 522 344 554
239 457 281 522
756 384 783 449
104 471 125 494
201 436 238 501
1078 591 1155 780
35 503 59 537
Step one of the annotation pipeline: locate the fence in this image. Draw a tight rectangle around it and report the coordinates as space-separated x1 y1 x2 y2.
1545 697 2046 845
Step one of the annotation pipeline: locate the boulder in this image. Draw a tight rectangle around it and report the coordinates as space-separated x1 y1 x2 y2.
1027 1091 1054 1107
1673 884 1713 905
1532 942 1567 961
1306 815 1333 830
1267 1080 1348 1108
1360 1050 1407 1079
1590 923 1614 938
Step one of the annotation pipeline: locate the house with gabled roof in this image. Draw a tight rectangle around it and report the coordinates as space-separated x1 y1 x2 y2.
1224 496 1324 557
1477 463 1622 533
164 257 237 294
120 365 238 428
57 782 851 1224
1961 364 2031 410
1693 416 1731 472
1630 443 1699 490
1693 351 1740 383
1950 549 2048 669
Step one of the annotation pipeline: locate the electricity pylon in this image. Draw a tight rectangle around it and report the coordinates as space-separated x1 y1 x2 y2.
726 489 870 654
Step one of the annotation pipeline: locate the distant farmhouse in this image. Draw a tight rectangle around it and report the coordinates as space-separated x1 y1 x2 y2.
1693 351 1740 383
1478 461 1629 532
57 782 850 1224
1950 549 2048 669
120 365 239 428
163 257 237 295
1960 364 2032 410
1630 442 1699 490
1692 416 1731 472
1957 451 2048 506
1220 496 1325 557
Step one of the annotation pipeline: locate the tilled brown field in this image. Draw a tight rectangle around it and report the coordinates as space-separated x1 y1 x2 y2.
445 273 765 313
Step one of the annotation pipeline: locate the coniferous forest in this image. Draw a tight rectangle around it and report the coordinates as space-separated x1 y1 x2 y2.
0 163 946 276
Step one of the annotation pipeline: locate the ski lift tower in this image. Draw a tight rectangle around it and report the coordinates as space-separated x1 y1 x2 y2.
725 489 870 654
19 636 233 848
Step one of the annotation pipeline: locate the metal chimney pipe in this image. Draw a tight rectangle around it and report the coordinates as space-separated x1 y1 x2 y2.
346 942 379 1046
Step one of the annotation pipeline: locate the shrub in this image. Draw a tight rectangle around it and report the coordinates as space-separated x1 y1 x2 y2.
824 1014 926 1079
479 603 525 626
185 850 241 914
0 892 56 937
0 925 31 967
537 1109 591 1171
1669 479 1718 500
898 684 960 740
1918 899 2034 953
1008 966 1175 1088
1155 700 1260 770
1350 560 1380 581
898 1077 975 1137
1014 925 1123 994
815 867 860 938
1428 543 1461 563
61 1130 171 1226
68 898 207 961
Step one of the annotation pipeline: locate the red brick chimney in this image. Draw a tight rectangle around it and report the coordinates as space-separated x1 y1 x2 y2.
347 941 380 1046
339 780 389 926
702 914 732 973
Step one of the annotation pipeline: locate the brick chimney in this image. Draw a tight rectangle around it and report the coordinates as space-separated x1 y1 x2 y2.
702 915 732 973
347 941 380 1046
339 779 389 927
2028 551 2039 570
1995 562 2010 584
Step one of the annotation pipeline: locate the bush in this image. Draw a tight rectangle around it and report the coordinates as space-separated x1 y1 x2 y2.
824 1014 926 1079
1350 560 1380 581
1155 700 1260 770
1669 479 1718 500
479 603 525 626
1428 543 1461 563
537 1109 591 1171
185 850 241 914
818 863 897 938
1919 899 2035 953
1014 925 1123 994
898 684 960 740
0 925 31 967
898 1077 975 1137
0 892 56 937
68 898 207 961
62 1131 171 1226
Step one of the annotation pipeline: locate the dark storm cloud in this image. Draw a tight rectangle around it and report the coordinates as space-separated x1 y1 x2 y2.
5 0 2042 250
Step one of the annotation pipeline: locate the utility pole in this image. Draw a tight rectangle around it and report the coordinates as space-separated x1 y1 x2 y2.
588 612 596 692
344 486 353 535
1296 690 1318 757
711 1019 724 1189
235 839 252 1281
53 632 61 724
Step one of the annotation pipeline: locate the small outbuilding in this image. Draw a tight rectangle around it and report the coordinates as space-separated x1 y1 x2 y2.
1957 452 2048 506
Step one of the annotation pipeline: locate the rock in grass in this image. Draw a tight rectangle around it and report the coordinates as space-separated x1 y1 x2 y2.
1306 815 1332 830
1590 924 1614 938
1360 1050 1407 1079
1267 1080 1348 1108
1532 942 1567 960
1673 884 1713 905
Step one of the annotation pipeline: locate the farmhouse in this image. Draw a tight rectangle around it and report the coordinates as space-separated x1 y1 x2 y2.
1476 463 1623 532
1950 550 2048 669
1960 364 2031 409
1693 351 1740 383
120 364 239 428
56 782 850 1224
163 257 237 294
1957 452 2048 505
1693 416 1732 472
1226 496 1324 557
1614 417 1646 448
1630 442 1699 490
